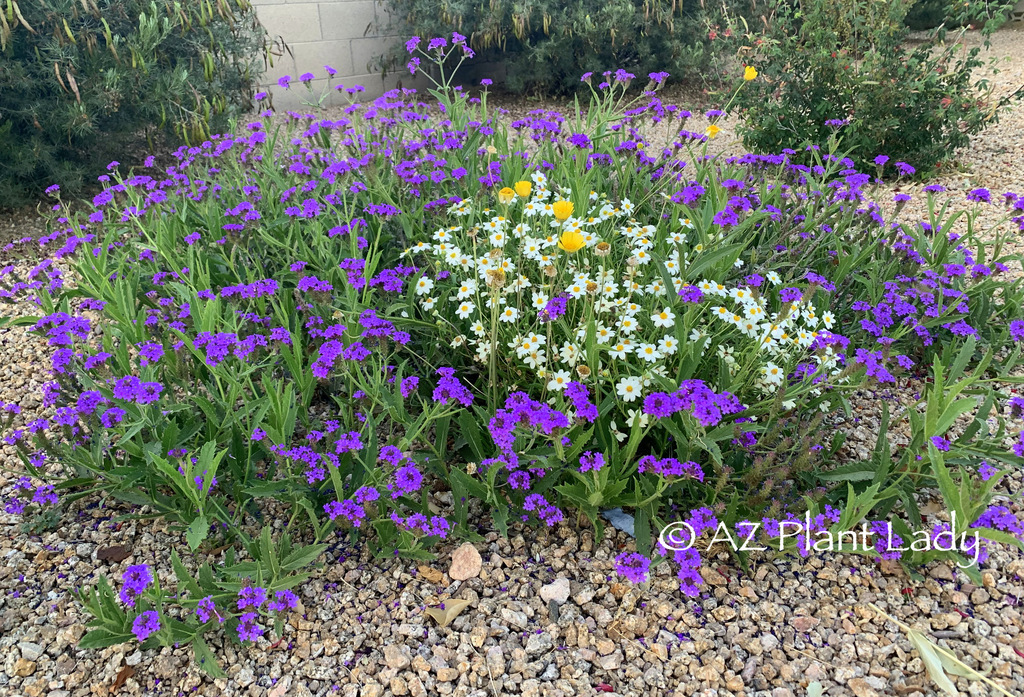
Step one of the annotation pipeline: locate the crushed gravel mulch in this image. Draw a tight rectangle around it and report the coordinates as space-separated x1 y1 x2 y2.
3 24 1024 697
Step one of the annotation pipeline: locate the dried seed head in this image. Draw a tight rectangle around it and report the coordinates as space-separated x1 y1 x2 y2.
575 365 592 378
595 241 611 257
485 268 506 289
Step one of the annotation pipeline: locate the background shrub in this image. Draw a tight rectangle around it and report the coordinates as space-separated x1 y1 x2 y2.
727 0 1020 176
904 0 1007 29
378 0 757 94
0 0 267 207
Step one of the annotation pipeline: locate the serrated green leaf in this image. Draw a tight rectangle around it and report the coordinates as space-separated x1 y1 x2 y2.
79 628 135 649
186 515 209 551
192 635 226 678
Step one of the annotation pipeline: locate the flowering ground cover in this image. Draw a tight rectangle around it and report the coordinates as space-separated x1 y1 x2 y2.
2 30 1024 692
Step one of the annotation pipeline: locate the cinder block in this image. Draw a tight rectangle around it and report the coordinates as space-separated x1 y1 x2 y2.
350 36 396 75
263 78 331 111
262 52 298 83
255 3 322 43
318 1 379 41
290 40 355 77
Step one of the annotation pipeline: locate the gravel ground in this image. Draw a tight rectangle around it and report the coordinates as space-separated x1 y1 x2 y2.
3 24 1024 697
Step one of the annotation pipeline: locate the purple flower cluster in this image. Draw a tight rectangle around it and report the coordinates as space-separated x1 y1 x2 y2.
538 294 569 322
523 493 564 526
432 367 473 406
390 512 452 538
641 380 743 427
637 455 703 481
614 552 651 583
131 611 161 642
563 381 598 422
578 451 605 473
488 392 570 465
119 564 153 608
220 279 278 299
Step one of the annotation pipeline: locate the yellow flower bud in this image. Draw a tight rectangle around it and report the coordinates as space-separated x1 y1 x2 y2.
552 200 574 222
498 187 515 204
744 65 758 81
558 229 586 253
514 180 532 197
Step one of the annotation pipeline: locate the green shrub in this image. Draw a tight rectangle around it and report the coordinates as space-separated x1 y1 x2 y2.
0 0 267 207
904 0 1006 29
378 0 754 94
727 0 1019 176
905 0 952 29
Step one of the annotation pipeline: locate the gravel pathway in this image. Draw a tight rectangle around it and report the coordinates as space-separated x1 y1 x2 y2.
2 24 1024 697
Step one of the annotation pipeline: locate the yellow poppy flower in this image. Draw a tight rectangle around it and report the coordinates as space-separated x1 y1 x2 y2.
706 124 721 139
498 187 515 204
558 229 586 253
744 65 758 81
514 180 532 197
552 200 574 222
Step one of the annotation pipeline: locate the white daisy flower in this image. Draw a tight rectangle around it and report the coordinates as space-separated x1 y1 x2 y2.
547 370 572 391
616 376 643 402
651 308 675 328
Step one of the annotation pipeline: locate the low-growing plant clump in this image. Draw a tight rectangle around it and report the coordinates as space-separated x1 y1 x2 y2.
2 34 1024 675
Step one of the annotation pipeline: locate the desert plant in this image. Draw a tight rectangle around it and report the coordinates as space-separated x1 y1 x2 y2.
727 0 1021 175
0 0 267 207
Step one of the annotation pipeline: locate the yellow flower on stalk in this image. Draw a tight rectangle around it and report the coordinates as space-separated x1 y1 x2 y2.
552 200 574 221
744 65 758 81
706 124 721 139
514 180 532 197
558 229 586 253
498 187 515 204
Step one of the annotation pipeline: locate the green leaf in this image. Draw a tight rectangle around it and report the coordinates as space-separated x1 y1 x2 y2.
972 526 1024 551
816 462 878 482
186 515 209 551
935 398 976 436
929 446 965 529
280 543 327 573
192 635 227 678
79 628 135 650
171 550 203 598
685 243 746 281
635 507 652 556
449 468 489 501
457 410 487 461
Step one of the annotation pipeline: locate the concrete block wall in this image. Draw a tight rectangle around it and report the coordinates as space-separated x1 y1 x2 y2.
251 0 427 109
